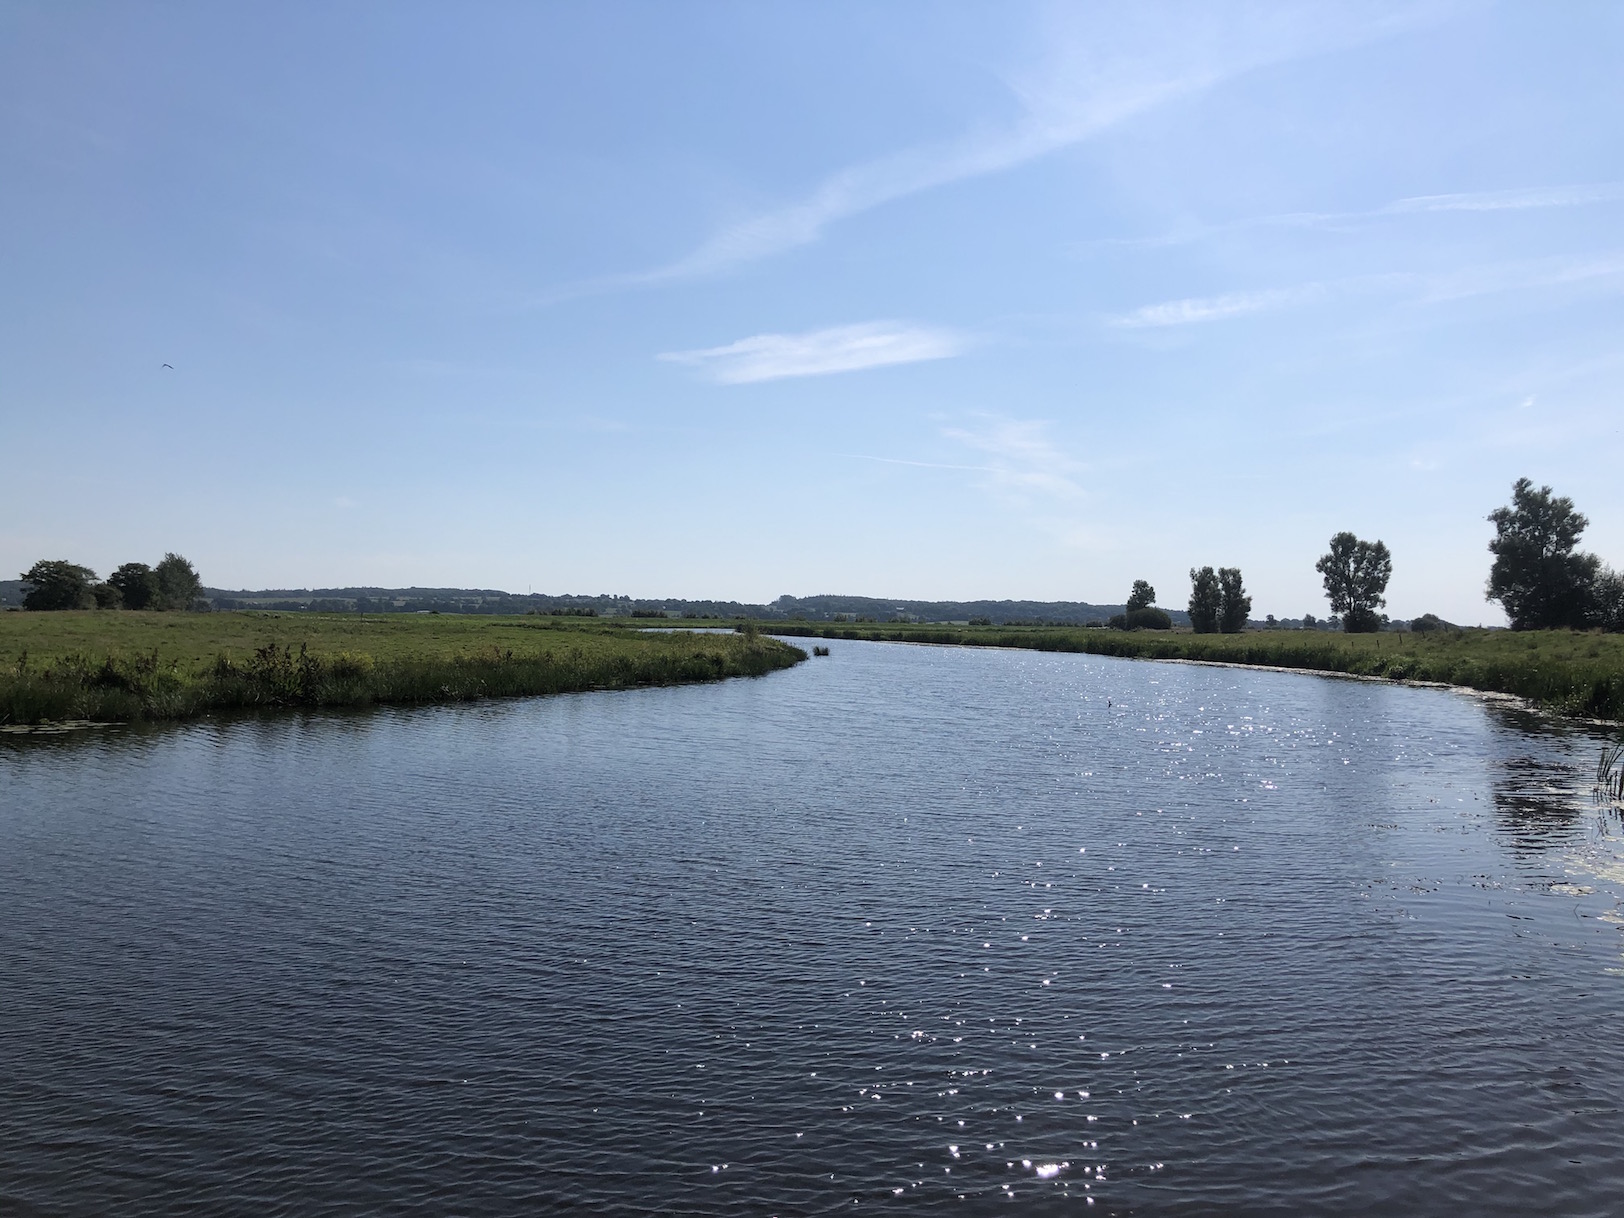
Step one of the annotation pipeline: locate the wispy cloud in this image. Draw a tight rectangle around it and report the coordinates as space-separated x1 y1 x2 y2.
659 321 963 384
848 454 994 473
942 416 1086 498
1383 182 1624 214
1113 287 1313 327
1111 250 1624 329
617 6 1430 286
1080 182 1624 253
1412 251 1624 303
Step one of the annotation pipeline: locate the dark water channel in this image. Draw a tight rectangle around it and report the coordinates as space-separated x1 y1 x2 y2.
3 639 1622 1215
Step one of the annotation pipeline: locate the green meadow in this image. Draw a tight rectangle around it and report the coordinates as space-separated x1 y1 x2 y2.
769 622 1624 721
0 612 804 726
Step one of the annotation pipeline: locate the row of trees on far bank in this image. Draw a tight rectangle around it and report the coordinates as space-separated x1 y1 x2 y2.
1118 478 1619 635
19 555 203 611
1112 568 1255 635
1317 478 1624 633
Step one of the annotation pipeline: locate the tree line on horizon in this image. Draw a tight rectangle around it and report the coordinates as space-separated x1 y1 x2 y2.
16 554 203 612
1115 476 1622 634
12 480 1621 632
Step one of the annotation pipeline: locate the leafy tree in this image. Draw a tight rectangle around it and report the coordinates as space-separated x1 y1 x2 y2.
1218 567 1251 634
153 553 203 611
20 560 97 610
1126 580 1156 612
1302 612 1317 630
1486 478 1599 630
109 562 159 610
1188 567 1221 633
1316 532 1392 633
92 582 124 609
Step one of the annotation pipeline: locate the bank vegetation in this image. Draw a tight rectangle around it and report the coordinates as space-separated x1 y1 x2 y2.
0 613 804 726
768 621 1624 721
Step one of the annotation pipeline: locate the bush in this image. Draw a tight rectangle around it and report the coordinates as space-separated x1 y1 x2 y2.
1344 607 1383 634
1410 613 1455 633
1110 607 1173 631
1594 567 1624 633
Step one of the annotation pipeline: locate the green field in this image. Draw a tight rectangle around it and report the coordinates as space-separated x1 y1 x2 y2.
770 621 1624 721
0 611 804 726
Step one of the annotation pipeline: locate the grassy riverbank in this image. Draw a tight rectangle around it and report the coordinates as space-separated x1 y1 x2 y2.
769 622 1624 720
0 612 804 726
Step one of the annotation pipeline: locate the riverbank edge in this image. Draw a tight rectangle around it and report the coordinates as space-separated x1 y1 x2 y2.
0 633 807 728
763 624 1624 723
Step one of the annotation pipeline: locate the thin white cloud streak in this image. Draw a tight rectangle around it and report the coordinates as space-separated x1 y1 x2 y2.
1382 182 1624 214
1113 287 1314 327
943 416 1086 498
848 454 996 473
1412 251 1624 303
659 321 963 384
1112 251 1624 328
620 4 1436 286
1080 182 1624 252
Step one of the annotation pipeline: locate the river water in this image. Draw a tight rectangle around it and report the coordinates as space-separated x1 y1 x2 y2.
3 639 1622 1215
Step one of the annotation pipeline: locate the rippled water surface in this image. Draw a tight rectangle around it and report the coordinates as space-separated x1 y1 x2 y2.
4 640 1624 1215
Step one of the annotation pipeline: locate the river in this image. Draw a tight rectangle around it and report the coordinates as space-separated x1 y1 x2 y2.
3 639 1622 1215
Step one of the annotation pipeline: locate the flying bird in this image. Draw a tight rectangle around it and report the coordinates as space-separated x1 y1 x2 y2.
162 363 173 369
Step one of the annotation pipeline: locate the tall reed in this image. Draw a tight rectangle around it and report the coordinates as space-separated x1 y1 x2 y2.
1 632 803 726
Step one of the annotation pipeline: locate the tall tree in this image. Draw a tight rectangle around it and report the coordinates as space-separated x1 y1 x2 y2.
152 553 204 611
108 562 158 610
1218 567 1251 634
1486 478 1598 629
1126 580 1156 612
20 560 97 610
1188 567 1221 633
1316 532 1392 633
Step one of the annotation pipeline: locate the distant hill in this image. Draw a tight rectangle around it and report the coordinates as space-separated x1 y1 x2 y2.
198 587 1182 624
769 594 1181 626
2 578 1189 625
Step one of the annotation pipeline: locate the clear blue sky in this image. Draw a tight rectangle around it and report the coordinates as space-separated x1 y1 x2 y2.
4 2 1621 622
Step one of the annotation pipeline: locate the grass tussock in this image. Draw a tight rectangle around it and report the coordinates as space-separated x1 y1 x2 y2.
770 622 1624 721
0 613 803 725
